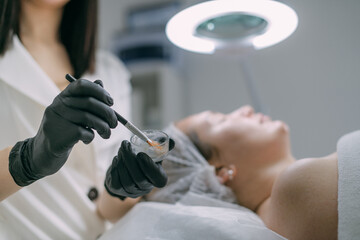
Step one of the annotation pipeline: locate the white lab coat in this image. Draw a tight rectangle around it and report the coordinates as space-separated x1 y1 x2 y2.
0 36 132 239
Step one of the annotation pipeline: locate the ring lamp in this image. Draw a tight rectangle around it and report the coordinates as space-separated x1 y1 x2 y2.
166 0 298 54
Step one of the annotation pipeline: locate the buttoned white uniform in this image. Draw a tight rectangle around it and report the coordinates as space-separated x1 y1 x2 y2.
0 36 132 239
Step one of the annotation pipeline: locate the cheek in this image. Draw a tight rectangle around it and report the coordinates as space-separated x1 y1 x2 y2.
225 124 289 160
211 125 246 145
206 121 290 163
213 128 249 155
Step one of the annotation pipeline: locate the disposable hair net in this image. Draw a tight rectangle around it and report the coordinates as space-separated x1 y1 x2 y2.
146 123 237 204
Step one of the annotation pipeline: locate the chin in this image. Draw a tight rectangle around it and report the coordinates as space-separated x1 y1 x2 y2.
278 121 289 133
266 120 289 135
272 120 288 130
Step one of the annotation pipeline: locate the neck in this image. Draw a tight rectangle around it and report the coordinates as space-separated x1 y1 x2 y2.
19 2 64 44
231 155 295 212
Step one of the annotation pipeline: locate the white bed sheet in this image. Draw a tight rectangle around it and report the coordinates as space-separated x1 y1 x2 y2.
99 202 286 240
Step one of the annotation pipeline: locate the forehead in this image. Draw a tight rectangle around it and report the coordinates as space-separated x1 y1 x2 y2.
176 111 216 131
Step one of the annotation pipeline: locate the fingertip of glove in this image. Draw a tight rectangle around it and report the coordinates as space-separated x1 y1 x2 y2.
121 140 130 148
169 138 175 151
120 140 132 155
137 152 151 161
154 174 168 188
110 118 118 129
107 97 114 106
94 79 104 88
136 152 157 169
99 130 111 139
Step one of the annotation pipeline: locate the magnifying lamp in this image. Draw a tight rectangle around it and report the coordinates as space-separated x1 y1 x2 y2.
166 0 298 55
165 0 298 112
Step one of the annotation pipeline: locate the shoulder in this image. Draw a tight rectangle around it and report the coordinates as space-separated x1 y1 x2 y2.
265 154 338 240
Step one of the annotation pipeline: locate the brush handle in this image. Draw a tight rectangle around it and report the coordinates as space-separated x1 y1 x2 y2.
116 112 152 144
115 112 152 144
115 112 128 125
65 74 76 83
124 121 151 143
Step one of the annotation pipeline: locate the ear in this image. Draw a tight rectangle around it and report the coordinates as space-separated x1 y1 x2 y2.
216 165 237 184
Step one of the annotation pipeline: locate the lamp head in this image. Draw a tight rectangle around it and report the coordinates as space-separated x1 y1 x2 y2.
166 0 298 55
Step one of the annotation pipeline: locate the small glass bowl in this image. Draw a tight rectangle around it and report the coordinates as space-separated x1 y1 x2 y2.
130 130 169 162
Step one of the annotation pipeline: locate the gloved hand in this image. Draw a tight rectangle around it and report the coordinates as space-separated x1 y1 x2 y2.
9 79 118 186
105 139 175 200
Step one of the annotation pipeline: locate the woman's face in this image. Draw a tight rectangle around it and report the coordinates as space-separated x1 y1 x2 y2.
176 106 291 169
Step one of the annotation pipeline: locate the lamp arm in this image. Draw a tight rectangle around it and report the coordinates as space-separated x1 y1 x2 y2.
240 59 267 114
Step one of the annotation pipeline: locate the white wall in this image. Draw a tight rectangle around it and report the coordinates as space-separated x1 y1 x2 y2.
249 0 360 158
98 0 172 49
99 0 360 159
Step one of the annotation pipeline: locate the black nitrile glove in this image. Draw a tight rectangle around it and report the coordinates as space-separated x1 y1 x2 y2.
105 139 175 200
9 79 118 186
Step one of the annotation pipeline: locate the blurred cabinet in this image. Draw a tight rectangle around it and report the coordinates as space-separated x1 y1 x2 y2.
111 2 185 129
128 61 184 129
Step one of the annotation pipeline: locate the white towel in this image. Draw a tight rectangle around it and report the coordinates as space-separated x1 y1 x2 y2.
337 130 360 240
99 201 287 240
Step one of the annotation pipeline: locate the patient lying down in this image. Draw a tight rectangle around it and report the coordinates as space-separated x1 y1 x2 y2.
102 106 339 239
150 105 338 240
